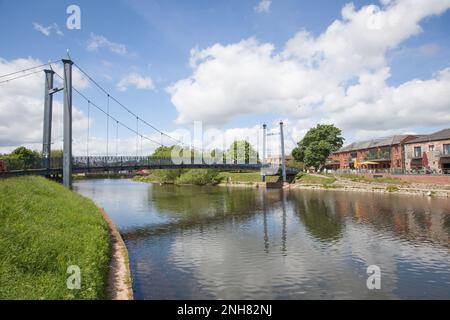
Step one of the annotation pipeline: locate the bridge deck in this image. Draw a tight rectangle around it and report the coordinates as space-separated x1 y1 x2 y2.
0 156 298 178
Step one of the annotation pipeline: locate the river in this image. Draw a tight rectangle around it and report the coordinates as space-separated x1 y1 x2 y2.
74 179 450 299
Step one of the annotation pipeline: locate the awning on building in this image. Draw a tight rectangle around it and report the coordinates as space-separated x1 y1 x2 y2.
360 161 381 165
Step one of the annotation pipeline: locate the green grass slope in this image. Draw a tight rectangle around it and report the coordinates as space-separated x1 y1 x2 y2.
0 176 110 300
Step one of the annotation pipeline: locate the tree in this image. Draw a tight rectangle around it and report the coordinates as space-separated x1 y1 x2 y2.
292 124 344 171
150 146 175 158
8 146 41 169
50 150 64 158
226 140 258 164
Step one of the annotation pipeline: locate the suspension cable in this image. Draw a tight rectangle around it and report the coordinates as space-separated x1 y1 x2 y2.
52 70 163 149
72 61 184 146
106 94 110 158
87 100 90 157
116 120 119 157
0 69 43 85
0 60 59 79
136 117 139 157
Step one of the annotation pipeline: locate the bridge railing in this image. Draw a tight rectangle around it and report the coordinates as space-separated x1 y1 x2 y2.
0 157 63 172
72 156 177 169
71 156 269 169
0 156 298 176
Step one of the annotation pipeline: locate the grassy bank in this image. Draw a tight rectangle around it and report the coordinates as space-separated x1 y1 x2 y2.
134 169 280 186
290 172 450 197
295 172 336 186
332 173 408 185
0 176 110 300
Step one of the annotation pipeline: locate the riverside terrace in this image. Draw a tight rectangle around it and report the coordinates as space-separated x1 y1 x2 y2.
326 128 450 174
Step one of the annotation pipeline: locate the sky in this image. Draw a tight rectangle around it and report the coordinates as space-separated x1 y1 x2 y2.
0 0 450 156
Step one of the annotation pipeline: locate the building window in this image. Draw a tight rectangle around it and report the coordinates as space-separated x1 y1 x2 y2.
414 147 422 158
429 145 434 151
444 144 450 156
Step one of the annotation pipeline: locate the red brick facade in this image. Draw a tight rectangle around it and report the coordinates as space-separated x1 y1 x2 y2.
326 135 418 171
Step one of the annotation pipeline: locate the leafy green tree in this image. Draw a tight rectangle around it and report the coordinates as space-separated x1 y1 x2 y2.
149 146 175 158
292 124 344 171
226 141 258 164
50 150 64 158
151 146 204 164
7 146 41 169
203 148 225 163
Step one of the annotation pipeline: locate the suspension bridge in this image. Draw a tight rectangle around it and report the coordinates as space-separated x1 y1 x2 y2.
0 57 296 187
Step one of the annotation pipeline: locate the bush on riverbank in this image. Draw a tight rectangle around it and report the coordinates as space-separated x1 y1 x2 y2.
0 176 110 300
135 169 280 185
386 185 400 193
176 169 222 185
135 169 222 185
135 169 185 183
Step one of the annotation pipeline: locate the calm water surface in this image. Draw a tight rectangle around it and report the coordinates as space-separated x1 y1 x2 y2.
74 179 450 299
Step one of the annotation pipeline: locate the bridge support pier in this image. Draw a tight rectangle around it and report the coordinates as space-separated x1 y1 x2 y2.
42 70 55 170
262 123 267 182
62 59 73 188
280 121 287 183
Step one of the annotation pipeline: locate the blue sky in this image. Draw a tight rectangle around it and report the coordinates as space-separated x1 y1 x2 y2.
1 0 450 154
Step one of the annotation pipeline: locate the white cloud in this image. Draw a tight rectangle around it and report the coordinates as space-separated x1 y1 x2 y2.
116 73 155 91
32 22 64 37
254 0 272 14
33 23 50 36
322 67 450 132
53 23 64 36
86 33 128 56
168 0 450 140
168 38 323 125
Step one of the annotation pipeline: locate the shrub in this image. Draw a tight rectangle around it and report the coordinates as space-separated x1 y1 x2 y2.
136 169 184 183
176 169 222 186
295 172 306 180
386 185 399 193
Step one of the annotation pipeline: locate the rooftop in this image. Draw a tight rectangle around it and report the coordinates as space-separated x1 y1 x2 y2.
405 128 450 144
337 135 413 153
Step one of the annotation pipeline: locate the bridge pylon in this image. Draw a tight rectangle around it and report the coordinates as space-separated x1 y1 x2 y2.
280 121 287 183
62 59 73 188
42 69 55 170
262 124 267 182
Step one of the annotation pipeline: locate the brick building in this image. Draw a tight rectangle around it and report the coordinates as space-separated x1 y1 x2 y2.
404 128 450 174
326 135 418 171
